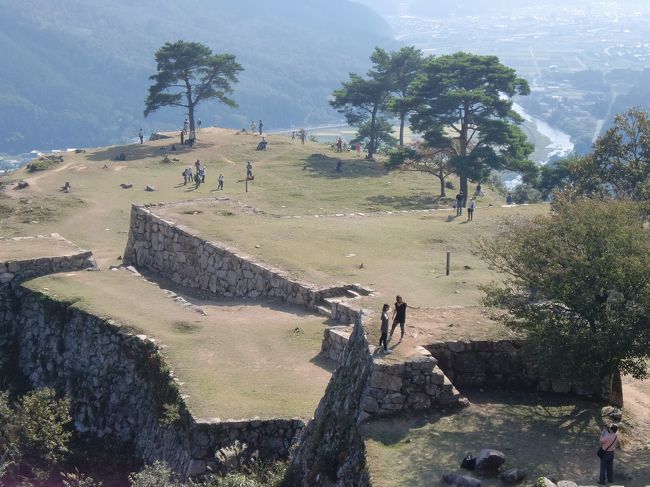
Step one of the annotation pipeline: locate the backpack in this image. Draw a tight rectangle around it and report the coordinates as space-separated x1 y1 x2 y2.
460 452 476 470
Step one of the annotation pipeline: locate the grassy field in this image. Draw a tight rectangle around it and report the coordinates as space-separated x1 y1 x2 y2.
0 236 84 261
364 391 650 487
23 270 335 420
0 128 515 267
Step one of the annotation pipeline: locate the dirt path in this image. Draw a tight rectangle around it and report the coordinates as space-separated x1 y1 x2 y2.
621 376 650 451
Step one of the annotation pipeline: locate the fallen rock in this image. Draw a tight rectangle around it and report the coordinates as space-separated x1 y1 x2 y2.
601 406 623 422
149 132 171 141
500 468 526 484
145 185 156 192
475 449 506 473
16 180 29 189
537 478 556 487
441 473 481 487
120 183 133 189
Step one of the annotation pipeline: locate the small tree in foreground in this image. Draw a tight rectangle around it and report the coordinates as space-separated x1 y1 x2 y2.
386 144 453 197
477 197 650 406
145 41 243 135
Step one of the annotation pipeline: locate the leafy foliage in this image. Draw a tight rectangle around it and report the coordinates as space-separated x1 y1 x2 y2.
410 52 536 199
386 144 453 197
329 50 395 159
0 388 73 481
567 108 650 201
129 461 183 487
145 41 243 133
478 197 650 393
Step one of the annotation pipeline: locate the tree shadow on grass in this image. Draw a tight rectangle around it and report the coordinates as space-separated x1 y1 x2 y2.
86 140 212 163
303 153 387 179
362 391 607 486
366 194 449 211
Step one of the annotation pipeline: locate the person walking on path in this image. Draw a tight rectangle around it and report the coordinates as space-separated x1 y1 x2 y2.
467 198 476 221
455 192 464 216
379 304 391 353
138 128 144 144
389 295 419 341
246 160 253 179
259 120 263 135
217 173 224 190
598 424 619 484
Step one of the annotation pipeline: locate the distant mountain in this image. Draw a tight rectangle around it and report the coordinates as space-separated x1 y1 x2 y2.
0 0 394 153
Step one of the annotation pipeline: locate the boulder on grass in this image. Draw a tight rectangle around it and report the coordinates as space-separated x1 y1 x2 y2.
145 185 156 192
120 183 133 189
475 449 506 473
601 406 623 422
441 473 481 487
500 468 526 484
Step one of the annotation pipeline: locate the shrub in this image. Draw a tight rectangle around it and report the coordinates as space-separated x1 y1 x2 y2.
26 155 64 172
129 461 182 487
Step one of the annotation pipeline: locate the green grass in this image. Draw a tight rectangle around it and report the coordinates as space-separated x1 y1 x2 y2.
23 270 335 420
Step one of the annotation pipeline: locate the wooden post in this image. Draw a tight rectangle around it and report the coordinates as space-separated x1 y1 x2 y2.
446 251 451 276
245 176 248 193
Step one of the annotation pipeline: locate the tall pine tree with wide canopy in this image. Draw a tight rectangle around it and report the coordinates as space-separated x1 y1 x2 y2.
411 52 536 200
144 41 243 134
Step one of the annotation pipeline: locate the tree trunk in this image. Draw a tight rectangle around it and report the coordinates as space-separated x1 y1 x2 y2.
459 175 468 206
188 105 195 135
399 113 406 147
367 108 378 159
606 369 624 408
438 174 446 197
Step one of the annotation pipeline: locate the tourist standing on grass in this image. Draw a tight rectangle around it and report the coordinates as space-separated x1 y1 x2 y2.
455 192 464 216
467 198 476 221
300 129 306 145
390 295 419 340
198 118 202 131
246 160 253 179
598 424 619 485
217 173 224 190
291 131 296 141
138 128 144 144
355 142 361 156
379 304 391 353
259 120 263 135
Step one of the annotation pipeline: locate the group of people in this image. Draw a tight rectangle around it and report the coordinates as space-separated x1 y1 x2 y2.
378 295 419 353
453 184 481 221
250 120 264 135
292 129 307 144
182 163 224 190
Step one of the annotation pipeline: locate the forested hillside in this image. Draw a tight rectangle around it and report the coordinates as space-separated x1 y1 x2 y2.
0 0 394 153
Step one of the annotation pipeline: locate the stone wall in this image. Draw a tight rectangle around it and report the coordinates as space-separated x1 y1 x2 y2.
1 285 305 477
0 238 97 378
124 204 370 324
426 340 600 396
320 326 353 363
288 318 374 487
321 327 466 421
360 346 465 421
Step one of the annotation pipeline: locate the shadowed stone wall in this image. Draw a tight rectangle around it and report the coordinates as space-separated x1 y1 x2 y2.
124 204 370 325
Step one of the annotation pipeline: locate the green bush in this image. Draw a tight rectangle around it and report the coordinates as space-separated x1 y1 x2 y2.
1 388 73 481
26 155 64 172
129 461 182 487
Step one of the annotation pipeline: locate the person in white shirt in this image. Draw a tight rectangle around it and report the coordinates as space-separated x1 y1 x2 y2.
598 423 619 484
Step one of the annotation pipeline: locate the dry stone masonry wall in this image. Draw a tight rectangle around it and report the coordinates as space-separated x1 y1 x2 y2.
124 204 372 324
426 340 602 396
0 247 305 478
